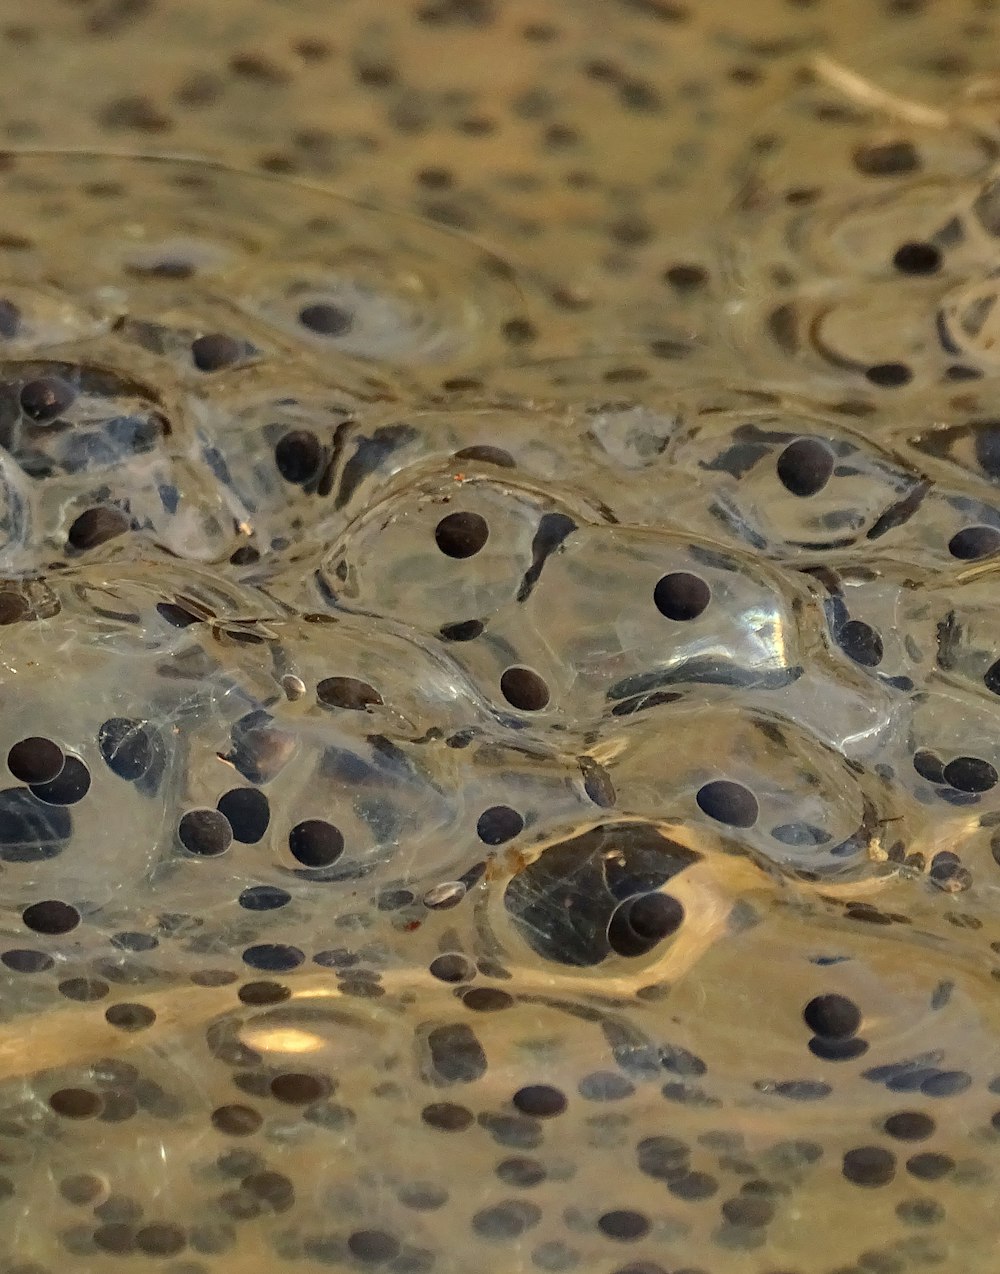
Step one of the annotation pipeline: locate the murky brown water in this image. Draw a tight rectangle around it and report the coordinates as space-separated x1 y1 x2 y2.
1 2 1000 1272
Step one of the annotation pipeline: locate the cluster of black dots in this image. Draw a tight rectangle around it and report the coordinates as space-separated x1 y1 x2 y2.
423 473 1000 853
429 505 719 712
1 1 1000 1266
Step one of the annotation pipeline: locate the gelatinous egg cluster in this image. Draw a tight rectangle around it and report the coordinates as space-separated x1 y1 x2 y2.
2 125 1000 1274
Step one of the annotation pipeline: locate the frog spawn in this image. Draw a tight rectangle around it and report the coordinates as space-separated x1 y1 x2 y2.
0 134 999 1274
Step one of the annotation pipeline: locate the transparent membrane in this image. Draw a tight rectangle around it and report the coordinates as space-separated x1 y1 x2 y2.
0 5 999 1274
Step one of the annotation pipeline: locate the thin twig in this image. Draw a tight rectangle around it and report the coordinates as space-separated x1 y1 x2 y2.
811 55 952 130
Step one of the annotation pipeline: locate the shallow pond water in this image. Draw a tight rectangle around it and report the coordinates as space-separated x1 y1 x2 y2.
0 2 999 1273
